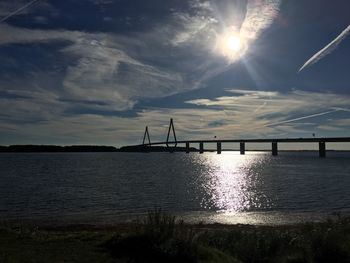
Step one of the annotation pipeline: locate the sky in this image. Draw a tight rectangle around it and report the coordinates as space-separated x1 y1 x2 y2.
0 0 350 147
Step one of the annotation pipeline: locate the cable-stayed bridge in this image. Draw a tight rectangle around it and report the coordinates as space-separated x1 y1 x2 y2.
123 119 350 158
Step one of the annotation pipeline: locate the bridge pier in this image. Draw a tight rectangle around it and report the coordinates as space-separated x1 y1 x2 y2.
240 142 245 155
217 142 221 154
272 142 278 156
199 142 204 154
319 142 326 158
186 142 190 153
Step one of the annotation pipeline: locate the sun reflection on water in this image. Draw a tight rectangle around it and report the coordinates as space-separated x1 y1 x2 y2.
194 152 272 214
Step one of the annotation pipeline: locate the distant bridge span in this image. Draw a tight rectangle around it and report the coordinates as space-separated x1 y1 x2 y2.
128 137 350 158
128 119 350 157
138 137 350 145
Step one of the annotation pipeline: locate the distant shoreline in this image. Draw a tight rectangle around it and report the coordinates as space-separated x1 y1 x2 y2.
0 145 118 153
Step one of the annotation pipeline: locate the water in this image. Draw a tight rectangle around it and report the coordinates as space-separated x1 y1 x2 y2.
1 151 350 225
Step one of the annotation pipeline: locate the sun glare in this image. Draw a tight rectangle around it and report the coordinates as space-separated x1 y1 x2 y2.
226 35 241 51
215 28 248 62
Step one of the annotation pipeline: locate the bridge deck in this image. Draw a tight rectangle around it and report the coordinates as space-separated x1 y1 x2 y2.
124 137 350 157
134 137 350 147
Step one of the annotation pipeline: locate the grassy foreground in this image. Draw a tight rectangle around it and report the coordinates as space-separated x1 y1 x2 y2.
1 211 350 263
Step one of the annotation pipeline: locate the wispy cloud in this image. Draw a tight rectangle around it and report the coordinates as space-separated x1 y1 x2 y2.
171 0 281 63
186 89 350 137
162 0 283 94
89 0 113 5
2 89 350 145
0 24 185 111
62 37 184 111
333 119 350 126
0 23 84 45
0 0 283 114
299 25 350 72
240 0 281 43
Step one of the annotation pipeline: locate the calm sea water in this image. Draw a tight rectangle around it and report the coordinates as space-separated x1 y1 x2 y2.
1 152 350 225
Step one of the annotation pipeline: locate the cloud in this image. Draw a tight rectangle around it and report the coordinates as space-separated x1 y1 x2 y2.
0 0 283 114
0 89 65 127
317 125 343 132
170 0 281 63
33 15 48 24
332 119 350 127
0 23 85 45
89 0 114 5
186 89 350 137
157 0 282 91
3 89 350 146
170 12 216 47
62 38 184 111
6 87 349 145
0 24 185 111
240 0 281 42
2 1 350 146
188 89 350 112
299 25 350 72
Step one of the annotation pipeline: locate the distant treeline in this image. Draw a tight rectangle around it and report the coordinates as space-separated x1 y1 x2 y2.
0 145 118 152
0 145 198 153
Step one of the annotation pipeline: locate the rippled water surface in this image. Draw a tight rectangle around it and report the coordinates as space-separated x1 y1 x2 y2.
1 152 350 224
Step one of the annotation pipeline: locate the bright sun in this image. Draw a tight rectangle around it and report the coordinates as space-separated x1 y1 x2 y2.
226 35 241 51
215 29 247 62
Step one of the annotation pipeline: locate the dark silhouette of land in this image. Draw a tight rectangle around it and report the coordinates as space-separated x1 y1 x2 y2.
0 145 117 152
1 211 350 262
0 145 198 153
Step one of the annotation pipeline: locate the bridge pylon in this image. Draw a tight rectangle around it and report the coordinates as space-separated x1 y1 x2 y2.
166 118 177 148
142 126 151 146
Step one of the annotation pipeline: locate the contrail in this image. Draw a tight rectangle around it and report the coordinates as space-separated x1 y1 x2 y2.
0 0 40 23
331 107 350 112
299 25 350 72
267 109 340 127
